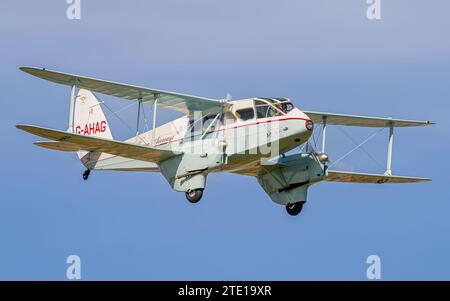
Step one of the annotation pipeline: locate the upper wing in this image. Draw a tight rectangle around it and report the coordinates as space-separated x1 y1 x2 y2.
303 111 434 127
17 125 180 163
20 67 227 114
325 170 431 184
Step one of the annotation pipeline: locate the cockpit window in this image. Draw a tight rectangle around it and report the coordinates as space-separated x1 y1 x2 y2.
235 108 255 121
255 98 294 116
276 101 294 114
255 100 279 118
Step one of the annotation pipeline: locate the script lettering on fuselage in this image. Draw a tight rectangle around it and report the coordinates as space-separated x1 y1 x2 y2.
155 135 174 145
75 121 107 135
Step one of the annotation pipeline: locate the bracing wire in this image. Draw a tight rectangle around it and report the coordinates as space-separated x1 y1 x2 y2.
328 127 386 168
303 123 322 153
141 103 149 132
100 100 149 145
311 124 319 149
336 126 385 170
102 101 136 118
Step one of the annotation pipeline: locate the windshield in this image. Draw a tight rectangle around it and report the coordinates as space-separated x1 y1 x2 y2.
255 98 294 116
274 101 294 114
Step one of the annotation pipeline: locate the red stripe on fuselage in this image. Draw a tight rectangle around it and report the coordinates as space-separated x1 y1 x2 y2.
154 117 311 147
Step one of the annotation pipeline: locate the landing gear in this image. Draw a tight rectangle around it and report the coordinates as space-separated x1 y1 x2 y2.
286 202 305 216
82 169 91 181
185 189 203 204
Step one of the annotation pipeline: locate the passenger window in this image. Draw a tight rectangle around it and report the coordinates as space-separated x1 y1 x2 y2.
184 114 219 140
203 115 218 133
235 108 255 121
186 118 202 138
221 112 236 126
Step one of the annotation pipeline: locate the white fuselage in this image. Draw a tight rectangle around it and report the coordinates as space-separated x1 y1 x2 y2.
91 99 313 172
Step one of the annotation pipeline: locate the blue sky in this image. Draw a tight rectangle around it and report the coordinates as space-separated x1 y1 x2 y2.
0 0 449 280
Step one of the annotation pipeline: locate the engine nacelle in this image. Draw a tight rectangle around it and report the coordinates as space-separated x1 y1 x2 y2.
158 152 224 192
257 152 327 205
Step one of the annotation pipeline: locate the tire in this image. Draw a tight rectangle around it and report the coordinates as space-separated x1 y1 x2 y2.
82 169 90 181
286 202 304 216
185 189 203 203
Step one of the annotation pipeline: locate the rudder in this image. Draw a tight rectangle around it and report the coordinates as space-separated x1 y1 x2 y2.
73 89 112 164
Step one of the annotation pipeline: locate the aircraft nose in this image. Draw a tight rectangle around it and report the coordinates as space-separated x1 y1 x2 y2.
283 108 314 143
285 118 313 143
300 118 314 141
305 119 314 131
289 108 313 132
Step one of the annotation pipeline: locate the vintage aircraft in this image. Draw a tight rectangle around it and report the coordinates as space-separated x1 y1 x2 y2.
17 67 434 216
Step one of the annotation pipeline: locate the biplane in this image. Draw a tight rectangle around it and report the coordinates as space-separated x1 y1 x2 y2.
16 67 434 216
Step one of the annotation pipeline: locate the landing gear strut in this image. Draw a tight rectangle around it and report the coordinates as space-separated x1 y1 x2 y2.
286 202 305 216
82 169 91 181
185 189 203 203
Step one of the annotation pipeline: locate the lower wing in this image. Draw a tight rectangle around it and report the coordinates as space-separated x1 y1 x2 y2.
325 170 431 184
17 124 180 163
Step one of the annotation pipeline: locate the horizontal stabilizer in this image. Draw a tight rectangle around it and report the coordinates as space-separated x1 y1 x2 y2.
20 67 226 114
304 111 434 127
17 124 180 163
326 170 431 184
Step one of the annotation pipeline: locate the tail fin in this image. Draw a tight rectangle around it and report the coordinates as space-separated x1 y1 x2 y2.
74 89 112 164
74 89 112 139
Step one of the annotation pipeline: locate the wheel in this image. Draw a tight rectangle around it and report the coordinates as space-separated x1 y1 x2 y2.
185 189 203 203
286 202 305 216
82 169 91 181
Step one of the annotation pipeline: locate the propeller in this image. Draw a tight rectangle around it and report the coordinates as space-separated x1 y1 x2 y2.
303 140 329 164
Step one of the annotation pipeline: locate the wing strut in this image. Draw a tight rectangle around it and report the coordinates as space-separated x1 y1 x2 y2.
68 80 76 133
136 97 142 136
152 93 159 146
135 93 159 146
385 123 394 176
321 116 327 153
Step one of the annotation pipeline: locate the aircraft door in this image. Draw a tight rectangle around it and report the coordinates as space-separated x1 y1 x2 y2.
255 100 279 155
